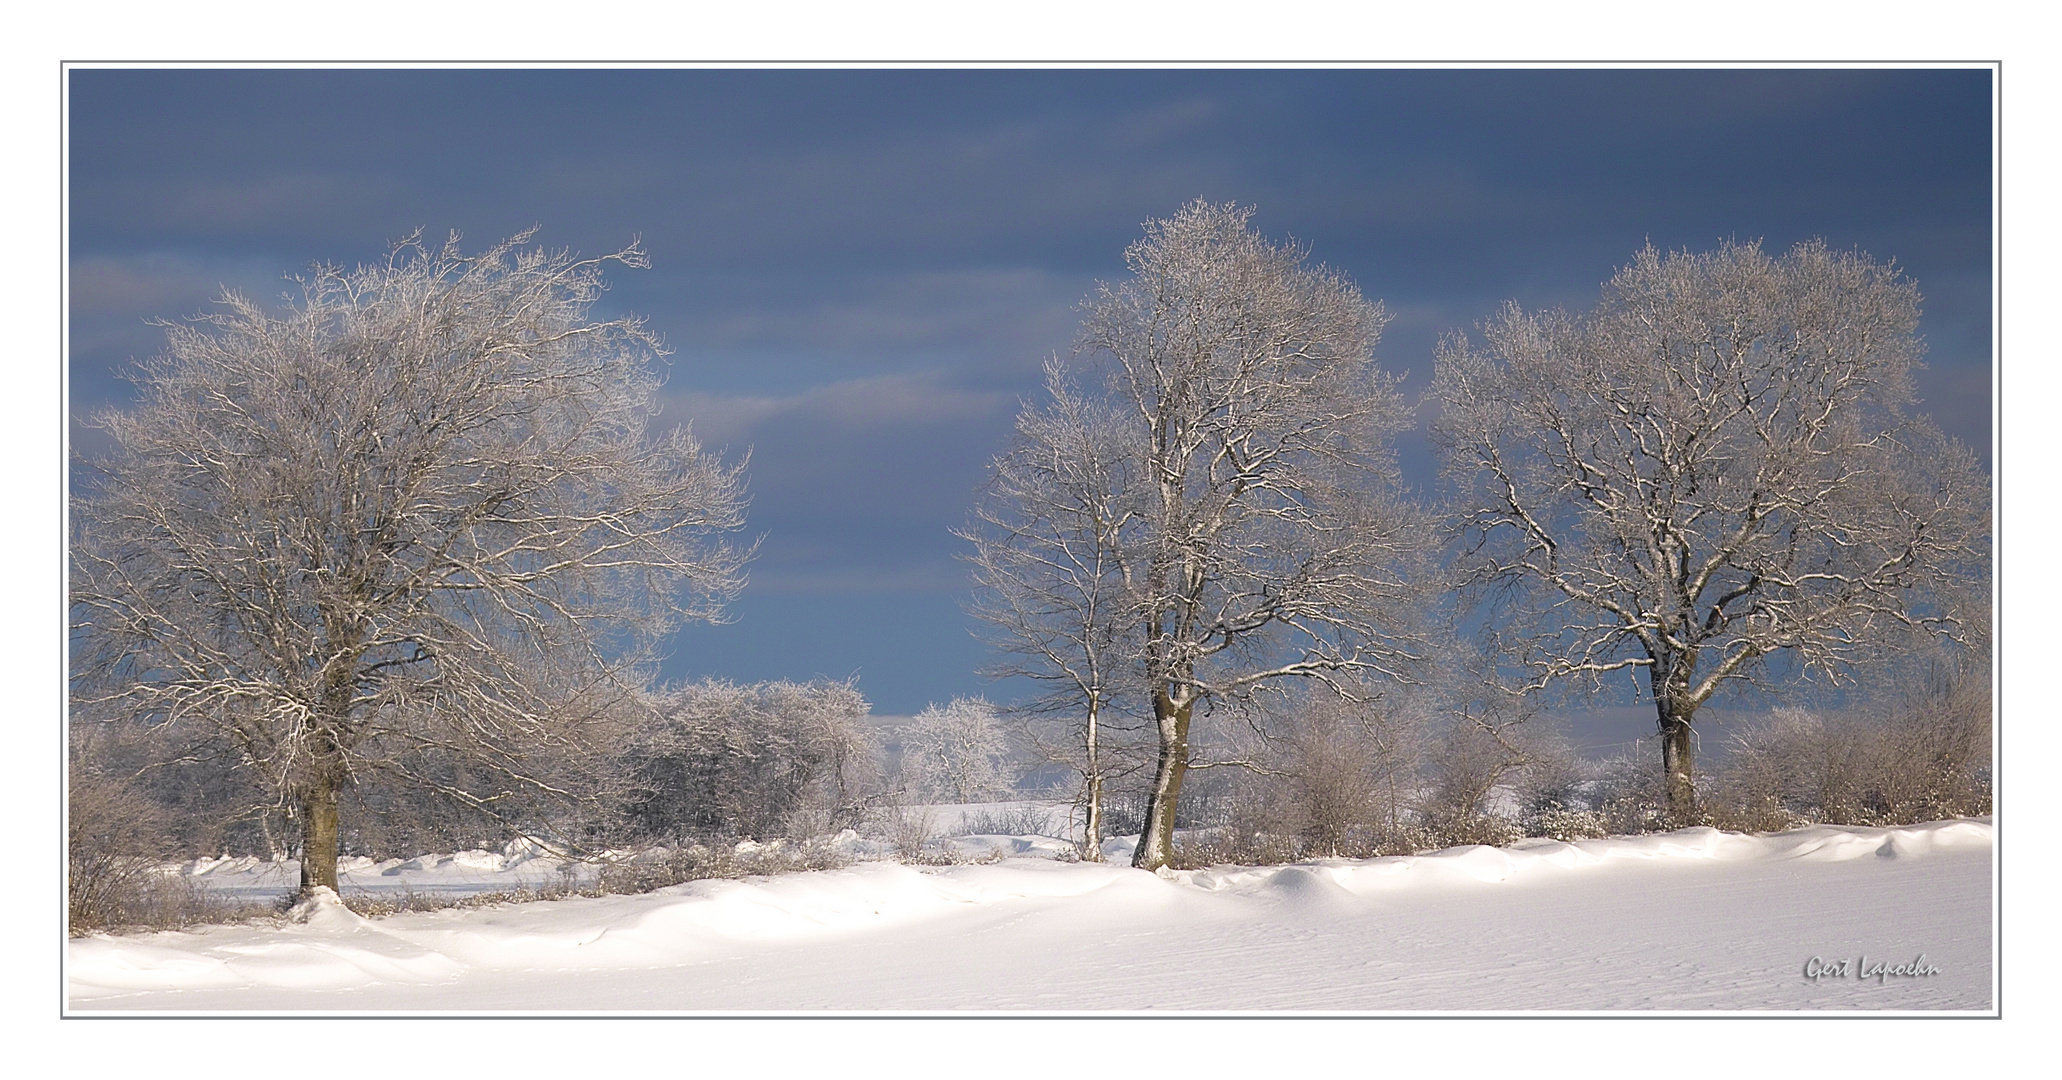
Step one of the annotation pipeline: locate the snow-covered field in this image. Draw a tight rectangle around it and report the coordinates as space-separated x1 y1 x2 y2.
66 816 1993 1013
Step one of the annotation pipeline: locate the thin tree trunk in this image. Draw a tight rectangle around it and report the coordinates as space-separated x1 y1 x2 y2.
1131 692 1191 871
258 810 283 862
1082 696 1104 861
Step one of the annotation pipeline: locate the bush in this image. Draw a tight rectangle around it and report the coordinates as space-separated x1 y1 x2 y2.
1208 776 1422 863
1513 735 1613 841
1703 682 1991 829
596 838 850 894
1424 813 1523 849
1869 671 1993 822
1701 795 1808 835
620 678 878 843
68 764 273 934
1193 686 1428 863
341 877 603 918
1527 806 1610 842
1172 829 1304 870
1099 790 1147 839
866 790 939 862
1583 743 1674 834
1415 707 1593 849
959 803 1062 837
69 762 167 934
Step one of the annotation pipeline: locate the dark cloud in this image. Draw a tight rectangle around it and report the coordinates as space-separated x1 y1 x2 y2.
68 67 1993 713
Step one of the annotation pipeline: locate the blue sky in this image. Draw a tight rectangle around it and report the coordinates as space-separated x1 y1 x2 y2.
67 67 1994 716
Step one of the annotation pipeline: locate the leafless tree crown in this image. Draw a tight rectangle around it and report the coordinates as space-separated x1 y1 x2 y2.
972 199 1430 868
1435 239 1987 700
71 230 754 880
1081 199 1427 708
1431 239 1989 815
899 697 1011 804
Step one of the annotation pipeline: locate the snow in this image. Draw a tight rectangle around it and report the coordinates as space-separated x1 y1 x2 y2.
163 836 576 906
154 802 1093 909
66 818 1993 1013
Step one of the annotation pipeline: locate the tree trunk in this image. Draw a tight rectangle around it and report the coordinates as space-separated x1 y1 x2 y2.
1081 697 1105 861
1648 650 1702 827
1657 703 1698 826
258 810 284 862
300 654 357 896
298 773 341 895
1131 692 1192 871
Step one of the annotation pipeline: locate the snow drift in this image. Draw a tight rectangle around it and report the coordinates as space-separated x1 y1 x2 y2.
67 819 1993 1013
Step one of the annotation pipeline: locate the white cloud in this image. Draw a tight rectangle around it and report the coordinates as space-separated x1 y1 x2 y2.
664 370 1011 449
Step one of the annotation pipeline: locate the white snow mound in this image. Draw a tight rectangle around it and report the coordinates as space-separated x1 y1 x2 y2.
68 819 1993 1012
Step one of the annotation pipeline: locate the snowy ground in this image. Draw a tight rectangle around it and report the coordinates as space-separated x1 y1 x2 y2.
119 800 1085 907
66 816 1993 1013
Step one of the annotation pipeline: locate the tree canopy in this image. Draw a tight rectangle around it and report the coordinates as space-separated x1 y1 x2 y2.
71 230 754 893
1431 239 1989 819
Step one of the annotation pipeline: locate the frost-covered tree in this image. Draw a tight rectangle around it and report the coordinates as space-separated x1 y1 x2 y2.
960 360 1145 859
1431 240 1990 822
621 678 876 841
70 230 753 896
900 697 1010 803
1075 200 1429 870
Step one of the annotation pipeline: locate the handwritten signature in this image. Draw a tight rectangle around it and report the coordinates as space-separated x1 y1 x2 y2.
1802 955 1941 983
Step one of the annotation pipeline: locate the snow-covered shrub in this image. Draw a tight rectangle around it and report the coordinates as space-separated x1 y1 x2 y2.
1513 736 1613 840
1703 674 1991 830
960 803 1061 837
865 787 938 862
1528 806 1609 842
1867 670 1992 822
340 874 606 917
69 762 176 934
595 837 850 894
1721 707 1873 823
1192 687 1428 863
1700 793 1809 834
1512 735 1590 816
66 761 270 934
620 678 878 843
1416 711 1530 849
69 696 281 860
1098 789 1147 839
898 842 1012 867
1586 743 1674 835
1285 694 1415 855
1427 813 1523 848
1176 819 1304 869
898 697 1011 803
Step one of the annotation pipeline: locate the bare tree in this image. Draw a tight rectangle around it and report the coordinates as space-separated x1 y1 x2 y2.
71 229 753 896
1431 239 1990 822
1075 200 1428 870
960 360 1144 859
899 697 1010 804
